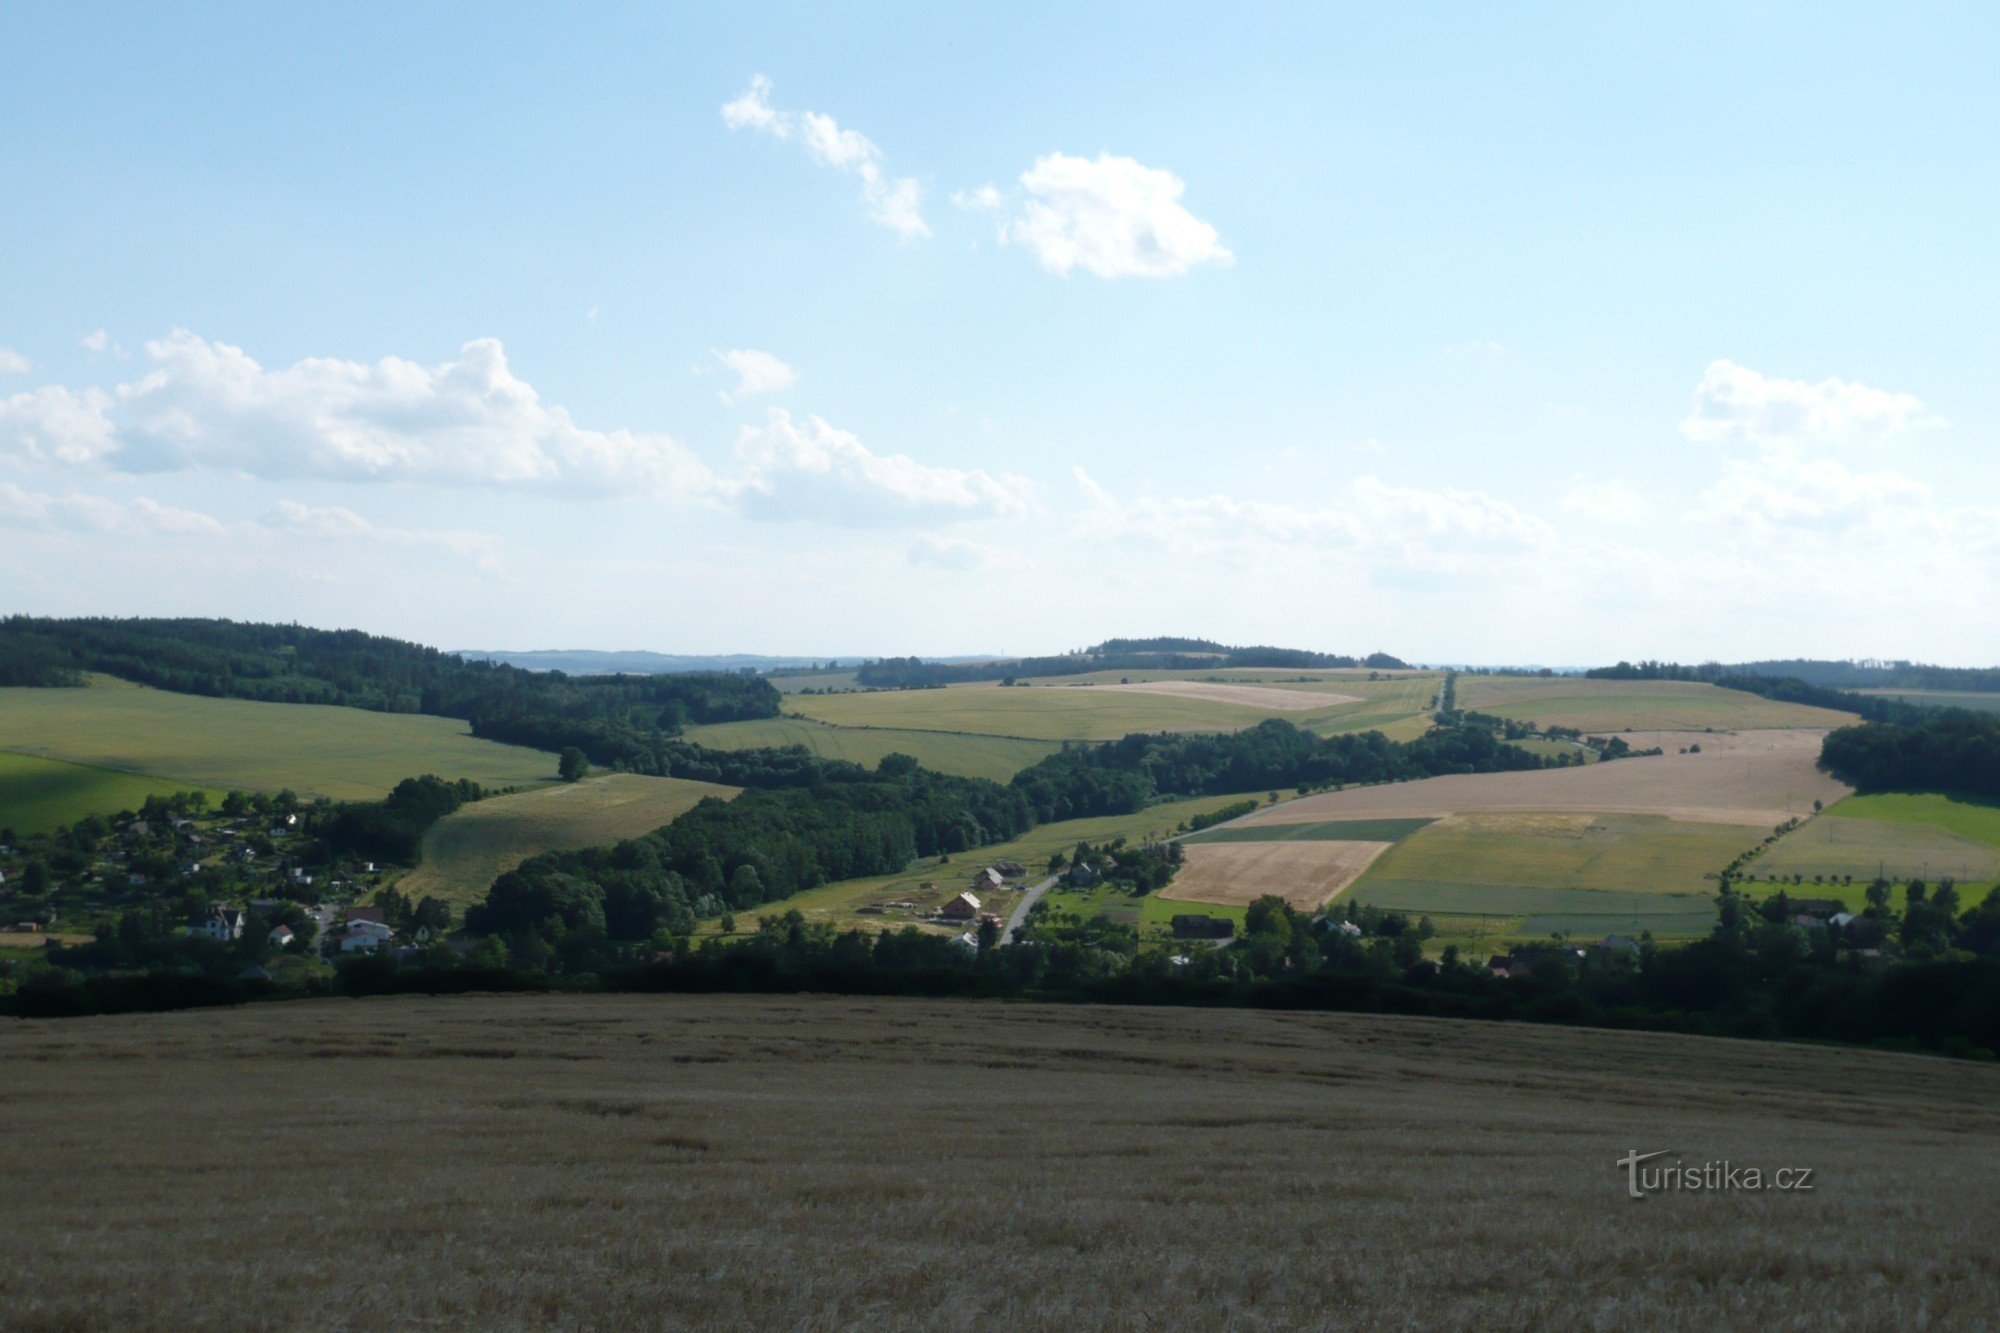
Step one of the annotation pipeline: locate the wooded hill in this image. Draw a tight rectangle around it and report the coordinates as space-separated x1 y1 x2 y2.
854 637 1411 688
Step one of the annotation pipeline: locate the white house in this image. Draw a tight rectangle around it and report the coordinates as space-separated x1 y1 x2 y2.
949 931 980 952
191 907 246 942
268 925 296 948
339 919 394 953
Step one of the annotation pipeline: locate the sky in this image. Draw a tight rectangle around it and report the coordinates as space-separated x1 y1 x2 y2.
3 3 1997 665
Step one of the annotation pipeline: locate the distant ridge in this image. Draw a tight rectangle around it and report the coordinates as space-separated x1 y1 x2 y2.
457 649 1007 675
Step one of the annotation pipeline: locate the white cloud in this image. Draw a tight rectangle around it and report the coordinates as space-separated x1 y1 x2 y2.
0 481 226 537
1692 452 1933 532
1680 360 1935 446
731 408 1034 526
259 500 505 571
102 331 715 496
0 348 30 375
951 184 1003 212
721 75 930 239
1002 153 1232 279
907 532 1031 572
0 385 121 466
80 329 110 354
712 348 796 403
1561 478 1648 522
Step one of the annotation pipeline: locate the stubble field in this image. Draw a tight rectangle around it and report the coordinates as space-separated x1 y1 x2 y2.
2 993 1995 1328
1165 838 1392 909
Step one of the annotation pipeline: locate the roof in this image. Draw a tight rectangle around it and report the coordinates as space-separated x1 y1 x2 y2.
345 905 389 925
946 892 981 910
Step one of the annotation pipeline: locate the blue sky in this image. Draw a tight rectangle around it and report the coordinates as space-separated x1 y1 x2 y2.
3 3 1996 663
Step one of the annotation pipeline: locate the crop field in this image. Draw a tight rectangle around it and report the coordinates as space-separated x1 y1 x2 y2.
720 792 1269 934
1243 729 1848 828
3 994 1996 1328
1168 839 1393 909
683 716 1059 781
785 672 1440 744
1185 817 1436 844
398 775 741 913
1341 812 1750 938
1753 813 2000 888
769 669 863 694
0 677 556 801
1828 791 2000 848
0 751 226 836
1853 688 2000 714
1454 675 1856 732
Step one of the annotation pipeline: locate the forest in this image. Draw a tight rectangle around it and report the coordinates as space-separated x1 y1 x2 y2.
853 637 1409 688
1819 713 2000 800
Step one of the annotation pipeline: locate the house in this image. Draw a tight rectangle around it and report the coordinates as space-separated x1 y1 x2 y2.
11 921 40 934
127 820 151 837
939 892 981 921
268 925 296 948
1597 934 1640 958
289 868 314 887
993 860 1027 878
971 867 1005 892
1828 912 1858 929
1488 954 1531 979
1787 897 1845 925
1170 914 1235 940
340 920 394 953
192 907 246 942
345 905 389 927
1066 861 1102 888
1316 916 1362 938
949 931 981 952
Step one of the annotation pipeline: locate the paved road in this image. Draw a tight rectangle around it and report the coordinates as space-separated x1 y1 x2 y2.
1000 874 1057 944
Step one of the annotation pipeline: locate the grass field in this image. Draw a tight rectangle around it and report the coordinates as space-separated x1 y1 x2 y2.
4 994 1996 1327
1245 729 1847 828
1853 688 2000 714
397 774 741 913
1828 791 2000 848
769 669 863 693
1338 812 1752 938
1754 813 2000 887
720 792 1270 934
786 672 1441 743
1455 675 1856 732
683 716 1059 781
0 676 556 800
0 751 227 836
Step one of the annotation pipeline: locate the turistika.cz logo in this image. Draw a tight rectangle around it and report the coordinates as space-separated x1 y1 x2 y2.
1617 1149 1816 1199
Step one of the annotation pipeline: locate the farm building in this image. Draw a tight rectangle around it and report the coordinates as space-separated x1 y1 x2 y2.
1170 914 1235 940
972 867 1005 892
939 892 982 921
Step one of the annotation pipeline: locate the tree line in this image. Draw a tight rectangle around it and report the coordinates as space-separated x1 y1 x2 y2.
854 637 1409 689
1819 713 2000 800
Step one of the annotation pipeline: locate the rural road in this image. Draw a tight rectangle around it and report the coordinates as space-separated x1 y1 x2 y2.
1001 875 1057 944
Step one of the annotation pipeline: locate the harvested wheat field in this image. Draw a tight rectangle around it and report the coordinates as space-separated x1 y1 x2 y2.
1098 679 1361 710
1167 838 1392 908
1248 730 1849 828
2 994 1997 1328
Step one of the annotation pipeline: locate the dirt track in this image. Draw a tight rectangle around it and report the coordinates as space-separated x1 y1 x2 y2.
1244 729 1847 828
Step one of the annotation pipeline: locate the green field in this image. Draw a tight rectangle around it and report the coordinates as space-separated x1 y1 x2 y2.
1185 817 1436 844
0 751 227 837
715 792 1271 934
1828 791 2000 847
1453 675 1856 732
1345 811 1751 939
1754 811 2000 887
399 774 740 913
684 717 1059 781
786 673 1440 743
769 670 863 694
1854 689 2000 714
0 676 557 801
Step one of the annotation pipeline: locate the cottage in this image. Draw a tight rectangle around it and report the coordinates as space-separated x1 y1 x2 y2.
939 892 981 921
1065 861 1102 888
345 905 389 927
1170 914 1235 940
268 925 296 948
340 920 394 953
971 867 1005 892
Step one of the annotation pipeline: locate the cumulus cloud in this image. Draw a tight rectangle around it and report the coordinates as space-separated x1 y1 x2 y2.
1692 452 1934 532
1561 478 1648 522
721 75 929 239
78 331 717 496
1680 360 1936 446
80 329 110 354
0 348 30 375
1002 152 1232 279
712 348 796 402
907 532 1031 572
731 408 1034 526
0 385 121 466
259 499 505 571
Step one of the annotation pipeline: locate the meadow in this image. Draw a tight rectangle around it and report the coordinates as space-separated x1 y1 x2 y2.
1853 688 2000 714
1454 675 1856 732
397 774 741 913
2 993 1995 1328
683 716 1060 781
1753 811 2000 888
0 676 556 801
1828 790 2000 847
0 751 226 837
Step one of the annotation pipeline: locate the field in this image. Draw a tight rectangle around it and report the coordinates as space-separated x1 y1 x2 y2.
1828 791 2000 847
683 716 1059 782
3 994 1997 1327
1854 688 2000 714
1754 813 2000 888
397 774 741 912
1166 838 1393 909
0 751 226 836
786 672 1440 743
0 676 556 801
719 792 1269 934
1242 730 1848 828
1344 812 1752 938
769 669 863 693
1454 675 1856 732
